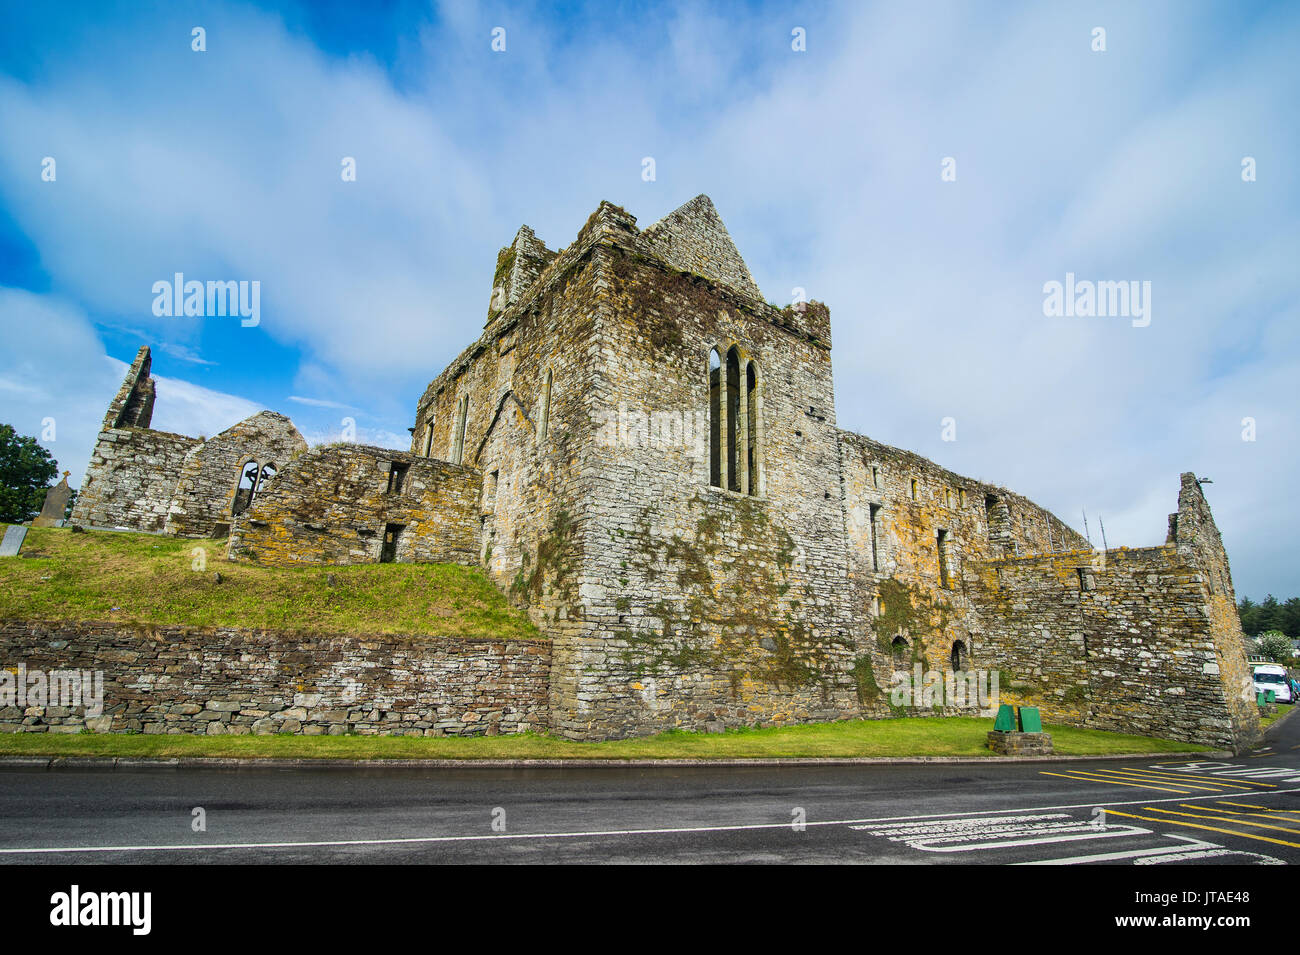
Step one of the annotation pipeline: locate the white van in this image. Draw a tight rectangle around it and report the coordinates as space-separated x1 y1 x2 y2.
1253 663 1294 704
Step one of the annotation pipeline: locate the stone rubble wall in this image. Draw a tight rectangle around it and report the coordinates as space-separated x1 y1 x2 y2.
164 411 308 538
968 545 1259 751
0 620 550 736
541 204 861 740
227 444 483 566
642 194 764 302
837 430 1091 715
70 426 201 533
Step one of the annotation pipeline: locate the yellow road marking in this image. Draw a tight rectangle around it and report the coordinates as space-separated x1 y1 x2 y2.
1144 806 1300 836
1119 767 1277 789
1085 769 1238 792
1104 808 1300 850
1202 802 1300 824
1039 771 1193 794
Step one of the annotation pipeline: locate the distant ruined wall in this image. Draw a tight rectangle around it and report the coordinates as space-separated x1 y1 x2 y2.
164 411 307 538
0 620 550 737
228 444 482 566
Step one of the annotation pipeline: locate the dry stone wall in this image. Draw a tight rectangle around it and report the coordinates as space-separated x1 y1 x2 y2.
0 620 550 736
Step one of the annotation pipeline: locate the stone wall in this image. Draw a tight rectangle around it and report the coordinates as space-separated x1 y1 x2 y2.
71 427 201 532
538 200 863 739
969 543 1259 751
838 430 1091 715
228 444 483 566
164 411 307 538
0 620 550 736
72 346 309 538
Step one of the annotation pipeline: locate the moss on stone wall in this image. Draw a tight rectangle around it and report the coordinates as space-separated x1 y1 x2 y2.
613 495 848 691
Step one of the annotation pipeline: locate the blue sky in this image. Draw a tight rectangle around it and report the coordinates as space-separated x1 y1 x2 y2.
0 0 1296 598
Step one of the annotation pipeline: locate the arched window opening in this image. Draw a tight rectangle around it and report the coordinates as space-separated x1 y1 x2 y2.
708 349 721 488
951 640 969 673
538 369 552 445
451 395 468 465
725 346 741 492
746 361 759 496
232 460 260 516
890 636 910 670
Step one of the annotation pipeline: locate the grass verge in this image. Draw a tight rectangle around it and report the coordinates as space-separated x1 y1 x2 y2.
1260 702 1293 730
0 718 1209 761
0 525 538 640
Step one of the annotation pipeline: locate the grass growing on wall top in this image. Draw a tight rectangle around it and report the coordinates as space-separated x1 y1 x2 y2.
0 525 540 640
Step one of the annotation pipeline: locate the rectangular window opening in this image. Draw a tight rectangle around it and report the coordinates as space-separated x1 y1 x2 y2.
937 529 950 588
386 462 410 495
869 503 881 572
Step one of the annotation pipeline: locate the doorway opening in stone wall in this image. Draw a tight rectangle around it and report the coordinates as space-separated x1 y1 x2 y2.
380 523 405 563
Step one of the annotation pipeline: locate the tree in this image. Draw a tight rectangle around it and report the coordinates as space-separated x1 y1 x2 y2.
0 424 59 524
1238 596 1260 636
1257 595 1283 635
1283 597 1300 640
1257 631 1295 665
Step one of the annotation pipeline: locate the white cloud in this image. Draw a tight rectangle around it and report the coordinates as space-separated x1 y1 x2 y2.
0 0 1295 598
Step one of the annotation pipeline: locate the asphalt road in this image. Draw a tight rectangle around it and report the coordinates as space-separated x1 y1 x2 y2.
1 715 1297 865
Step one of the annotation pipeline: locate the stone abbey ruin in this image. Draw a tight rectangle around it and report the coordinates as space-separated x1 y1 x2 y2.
50 194 1258 749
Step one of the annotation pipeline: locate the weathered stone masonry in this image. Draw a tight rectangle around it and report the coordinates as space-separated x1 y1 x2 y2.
47 195 1260 749
0 621 549 737
72 346 308 536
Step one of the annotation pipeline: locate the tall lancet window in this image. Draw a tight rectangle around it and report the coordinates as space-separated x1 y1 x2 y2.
726 347 741 492
745 360 760 496
451 395 468 465
708 349 721 488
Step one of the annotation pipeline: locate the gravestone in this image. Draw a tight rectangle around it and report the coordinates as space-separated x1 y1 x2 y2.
0 524 27 557
32 473 72 528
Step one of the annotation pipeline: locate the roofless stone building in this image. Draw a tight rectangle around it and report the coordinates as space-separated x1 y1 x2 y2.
75 196 1260 749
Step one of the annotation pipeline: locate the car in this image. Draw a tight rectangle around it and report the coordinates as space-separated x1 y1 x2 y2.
1252 663 1294 704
